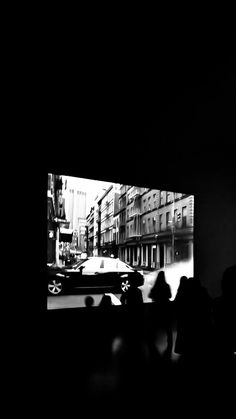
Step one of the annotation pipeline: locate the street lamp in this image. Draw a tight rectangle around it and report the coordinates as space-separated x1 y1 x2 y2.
172 194 176 264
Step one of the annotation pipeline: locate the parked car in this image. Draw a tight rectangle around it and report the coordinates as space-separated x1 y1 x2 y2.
47 256 144 296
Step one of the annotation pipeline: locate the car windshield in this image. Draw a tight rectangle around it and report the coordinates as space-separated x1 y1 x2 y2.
70 259 88 269
117 260 133 270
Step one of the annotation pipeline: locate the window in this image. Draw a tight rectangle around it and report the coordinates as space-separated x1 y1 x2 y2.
103 258 119 271
153 216 156 231
143 219 146 234
152 246 157 264
117 260 132 272
167 192 171 203
143 199 146 212
160 214 163 230
79 258 102 273
174 209 178 224
160 191 165 206
182 206 187 227
143 246 146 262
166 212 171 228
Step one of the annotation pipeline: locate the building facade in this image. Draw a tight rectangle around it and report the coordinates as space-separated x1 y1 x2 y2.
86 184 120 257
61 176 87 253
86 183 194 270
47 173 70 264
138 189 194 269
86 206 95 256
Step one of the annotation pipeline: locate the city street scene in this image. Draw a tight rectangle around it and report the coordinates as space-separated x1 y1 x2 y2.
47 174 194 310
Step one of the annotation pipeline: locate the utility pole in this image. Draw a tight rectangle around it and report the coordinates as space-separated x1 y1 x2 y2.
172 193 175 264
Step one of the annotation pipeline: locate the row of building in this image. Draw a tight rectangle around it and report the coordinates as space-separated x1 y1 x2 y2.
85 184 194 270
47 173 194 269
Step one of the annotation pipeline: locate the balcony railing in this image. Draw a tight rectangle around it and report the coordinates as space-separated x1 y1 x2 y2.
129 187 142 201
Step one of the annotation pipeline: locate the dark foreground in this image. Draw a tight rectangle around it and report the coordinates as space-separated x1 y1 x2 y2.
33 302 236 417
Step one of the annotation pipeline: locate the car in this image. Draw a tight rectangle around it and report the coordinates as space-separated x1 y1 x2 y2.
47 256 144 296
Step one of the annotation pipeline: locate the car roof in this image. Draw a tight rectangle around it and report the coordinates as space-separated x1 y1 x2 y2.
87 256 120 260
85 257 129 265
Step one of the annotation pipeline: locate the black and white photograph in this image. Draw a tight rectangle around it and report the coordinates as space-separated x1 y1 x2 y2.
47 174 194 310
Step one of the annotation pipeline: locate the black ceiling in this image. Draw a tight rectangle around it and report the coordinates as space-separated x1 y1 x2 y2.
43 22 235 189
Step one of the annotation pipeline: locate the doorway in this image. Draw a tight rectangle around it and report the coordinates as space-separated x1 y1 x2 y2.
160 244 164 268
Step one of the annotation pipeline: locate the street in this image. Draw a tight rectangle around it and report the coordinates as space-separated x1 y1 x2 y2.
47 271 156 310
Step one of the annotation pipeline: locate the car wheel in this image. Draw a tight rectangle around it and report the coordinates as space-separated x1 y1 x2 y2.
121 279 131 293
48 278 63 295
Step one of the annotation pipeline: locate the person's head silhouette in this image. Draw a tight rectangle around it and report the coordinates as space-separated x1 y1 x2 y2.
179 275 188 286
156 270 166 284
175 276 188 299
121 286 143 305
100 294 112 307
85 295 94 308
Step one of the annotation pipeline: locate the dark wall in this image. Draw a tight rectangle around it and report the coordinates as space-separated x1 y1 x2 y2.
23 24 236 416
194 166 236 297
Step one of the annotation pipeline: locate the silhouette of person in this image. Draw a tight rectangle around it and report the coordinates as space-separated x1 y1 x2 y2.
149 270 172 302
85 295 94 308
112 287 148 401
212 265 236 361
147 271 173 360
120 286 143 306
99 294 112 307
174 276 191 355
174 276 213 359
174 276 188 304
119 286 144 347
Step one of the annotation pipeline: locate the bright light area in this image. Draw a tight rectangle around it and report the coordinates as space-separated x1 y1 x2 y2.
61 175 113 215
163 259 194 300
145 258 194 301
